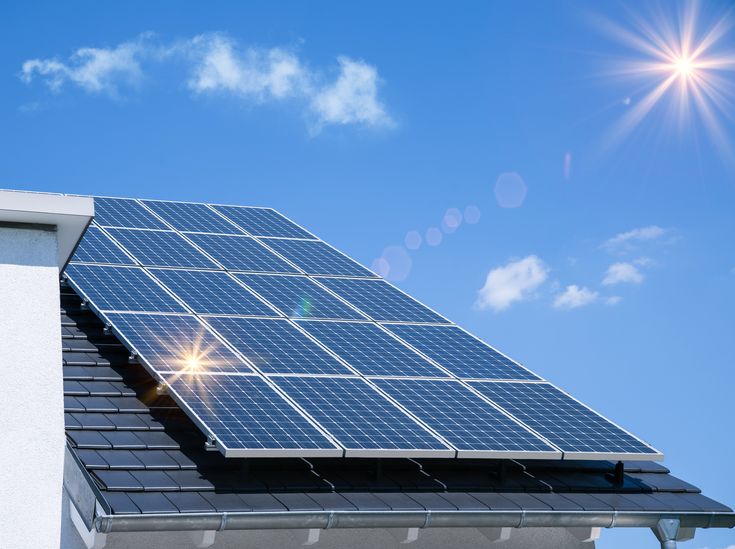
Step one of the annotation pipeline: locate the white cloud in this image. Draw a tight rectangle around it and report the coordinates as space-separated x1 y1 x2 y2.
605 295 622 306
185 35 308 101
310 57 393 130
476 255 548 312
603 262 645 285
553 285 599 309
21 38 146 95
603 225 667 251
19 33 392 131
695 546 735 549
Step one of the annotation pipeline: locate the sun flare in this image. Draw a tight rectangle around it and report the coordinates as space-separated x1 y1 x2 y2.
597 1 735 157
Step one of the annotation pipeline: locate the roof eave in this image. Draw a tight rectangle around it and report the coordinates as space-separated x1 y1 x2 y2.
95 509 735 534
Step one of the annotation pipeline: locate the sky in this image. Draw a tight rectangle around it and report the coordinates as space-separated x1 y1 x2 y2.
2 1 734 547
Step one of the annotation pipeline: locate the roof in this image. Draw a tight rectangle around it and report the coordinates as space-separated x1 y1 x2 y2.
60 281 735 533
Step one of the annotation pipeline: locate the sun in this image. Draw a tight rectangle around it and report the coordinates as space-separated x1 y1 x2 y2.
596 1 735 159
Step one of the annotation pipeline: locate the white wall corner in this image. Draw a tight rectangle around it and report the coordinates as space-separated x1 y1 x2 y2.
0 191 93 549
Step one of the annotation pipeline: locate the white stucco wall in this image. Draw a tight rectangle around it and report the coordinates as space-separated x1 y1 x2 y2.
0 227 65 549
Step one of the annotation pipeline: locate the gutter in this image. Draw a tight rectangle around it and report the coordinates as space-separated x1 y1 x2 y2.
96 509 735 533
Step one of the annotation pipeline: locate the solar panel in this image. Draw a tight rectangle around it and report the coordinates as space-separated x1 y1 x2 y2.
141 200 245 234
65 264 186 313
92 197 169 229
104 313 254 374
271 376 452 456
167 374 341 457
372 378 559 458
107 229 219 269
235 274 366 320
264 239 374 277
204 317 354 375
317 277 448 323
384 324 540 381
296 320 449 378
185 234 299 273
63 196 662 462
150 269 277 316
212 205 315 239
71 226 134 265
469 382 660 458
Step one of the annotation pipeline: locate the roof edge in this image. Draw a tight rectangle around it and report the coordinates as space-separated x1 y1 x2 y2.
96 509 735 533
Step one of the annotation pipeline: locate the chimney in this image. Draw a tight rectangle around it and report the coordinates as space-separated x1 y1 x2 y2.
0 190 93 549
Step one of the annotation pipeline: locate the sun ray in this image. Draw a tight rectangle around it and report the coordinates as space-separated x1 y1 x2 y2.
596 1 735 161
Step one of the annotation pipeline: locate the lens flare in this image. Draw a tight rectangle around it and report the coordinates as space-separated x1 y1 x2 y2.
597 1 735 159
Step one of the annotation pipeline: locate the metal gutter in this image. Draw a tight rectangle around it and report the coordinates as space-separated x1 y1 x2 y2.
95 509 735 533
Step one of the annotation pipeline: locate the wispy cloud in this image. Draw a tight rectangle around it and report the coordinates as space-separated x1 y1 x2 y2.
605 295 622 306
553 285 599 309
19 33 393 132
603 262 645 285
603 225 667 251
20 37 147 96
476 255 549 312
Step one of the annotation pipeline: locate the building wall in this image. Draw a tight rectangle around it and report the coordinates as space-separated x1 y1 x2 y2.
0 227 65 549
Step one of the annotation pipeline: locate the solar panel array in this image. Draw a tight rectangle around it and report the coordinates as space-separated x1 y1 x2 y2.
63 196 662 461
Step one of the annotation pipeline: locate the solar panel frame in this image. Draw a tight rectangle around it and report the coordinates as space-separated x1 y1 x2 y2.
106 228 221 269
371 378 561 459
71 225 136 265
149 268 280 317
316 277 450 324
101 312 255 375
296 320 451 378
65 264 188 313
383 323 542 381
90 196 170 230
203 316 356 375
185 233 300 273
270 375 454 457
166 374 343 458
263 238 376 277
468 381 663 460
141 200 247 235
212 204 317 239
235 273 367 320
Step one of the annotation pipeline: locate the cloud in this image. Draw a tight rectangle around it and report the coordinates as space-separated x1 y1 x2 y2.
20 38 147 96
603 225 667 251
603 262 645 285
476 255 548 312
605 295 622 306
185 35 308 101
19 33 392 131
310 56 393 130
553 285 599 309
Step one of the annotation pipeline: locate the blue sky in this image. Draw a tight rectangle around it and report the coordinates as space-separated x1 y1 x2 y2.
2 1 734 547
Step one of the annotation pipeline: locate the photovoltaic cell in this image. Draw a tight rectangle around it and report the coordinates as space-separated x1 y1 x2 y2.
385 324 540 381
317 278 448 323
71 226 134 265
93 197 168 229
65 264 186 313
271 376 450 453
167 375 338 453
204 317 353 375
236 274 365 320
213 205 315 239
141 200 245 234
186 234 298 273
469 382 658 455
106 229 219 269
296 321 448 378
264 239 374 277
149 269 277 316
104 313 253 374
372 378 557 455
